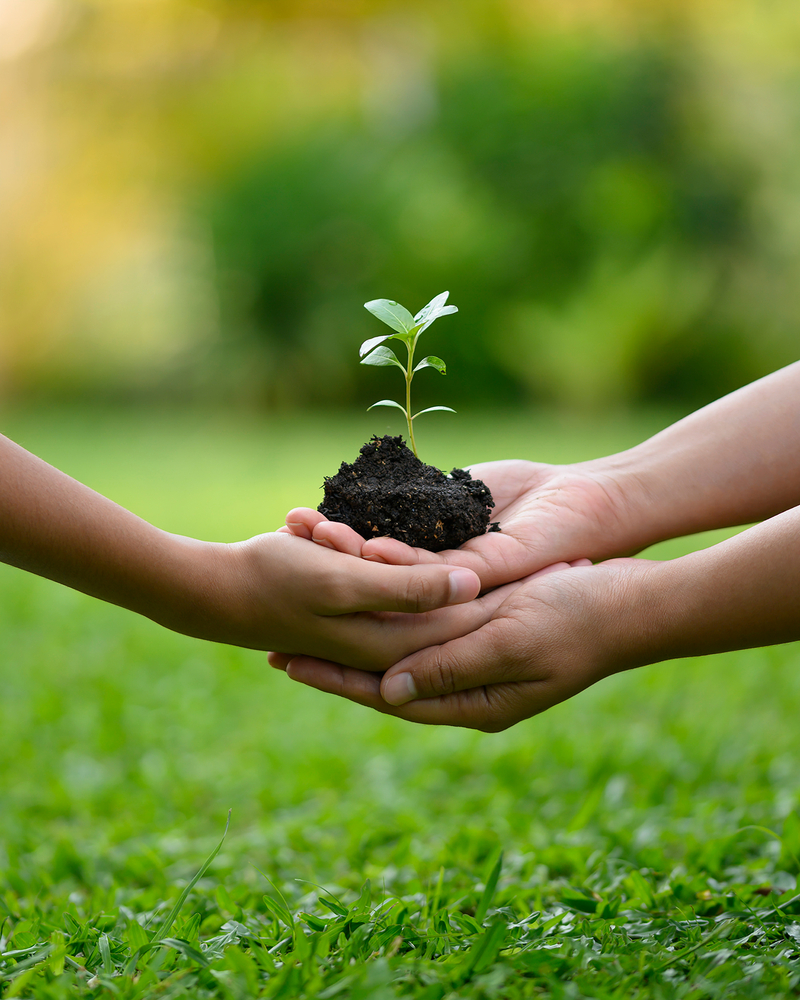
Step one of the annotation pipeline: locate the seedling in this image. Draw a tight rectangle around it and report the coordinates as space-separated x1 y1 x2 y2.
360 291 457 458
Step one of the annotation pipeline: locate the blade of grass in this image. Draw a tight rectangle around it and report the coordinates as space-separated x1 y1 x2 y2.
124 811 231 977
154 810 231 943
474 853 503 925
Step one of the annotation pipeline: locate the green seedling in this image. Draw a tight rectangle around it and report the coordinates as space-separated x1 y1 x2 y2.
360 291 457 458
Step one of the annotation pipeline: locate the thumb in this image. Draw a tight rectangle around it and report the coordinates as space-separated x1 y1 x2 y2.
379 621 509 707
327 561 481 615
376 572 542 703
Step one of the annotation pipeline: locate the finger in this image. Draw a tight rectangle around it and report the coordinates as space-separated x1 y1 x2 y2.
363 532 528 591
531 563 570 579
285 654 528 731
284 507 326 540
379 615 528 706
345 573 520 666
361 536 439 566
311 520 365 557
570 558 593 567
320 562 481 615
286 657 384 706
267 650 293 670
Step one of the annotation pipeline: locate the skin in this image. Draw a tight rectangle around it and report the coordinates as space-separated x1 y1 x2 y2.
0 433 501 668
275 362 800 730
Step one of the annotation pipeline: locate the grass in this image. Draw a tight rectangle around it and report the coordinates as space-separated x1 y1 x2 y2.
1 403 799 998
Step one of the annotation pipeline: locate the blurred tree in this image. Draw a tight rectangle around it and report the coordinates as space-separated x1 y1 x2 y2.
205 35 771 410
0 0 798 409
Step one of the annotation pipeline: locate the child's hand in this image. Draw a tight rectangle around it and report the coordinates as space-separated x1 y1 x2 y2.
280 508 367 556
169 531 502 672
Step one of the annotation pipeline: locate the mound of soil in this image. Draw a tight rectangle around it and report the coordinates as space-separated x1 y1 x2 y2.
318 435 499 551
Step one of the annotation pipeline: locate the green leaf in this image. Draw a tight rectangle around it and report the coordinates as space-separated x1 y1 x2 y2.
359 333 407 357
461 916 508 977
157 937 210 967
367 399 407 414
364 299 415 335
475 853 503 925
253 867 295 935
98 933 113 975
561 893 599 914
48 931 66 977
152 810 231 944
318 896 348 917
413 291 458 335
413 355 446 374
261 893 294 930
126 920 149 952
355 879 371 912
360 346 405 369
411 406 456 418
299 911 329 932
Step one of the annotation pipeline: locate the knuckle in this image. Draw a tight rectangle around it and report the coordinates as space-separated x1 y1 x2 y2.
402 572 436 613
428 648 458 697
477 690 511 733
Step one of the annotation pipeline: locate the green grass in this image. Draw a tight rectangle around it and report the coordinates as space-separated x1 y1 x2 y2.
1 404 799 998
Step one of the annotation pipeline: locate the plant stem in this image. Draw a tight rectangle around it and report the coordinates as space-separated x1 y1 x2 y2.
406 337 419 458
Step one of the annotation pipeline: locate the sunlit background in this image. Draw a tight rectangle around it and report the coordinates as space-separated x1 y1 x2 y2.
4 10 800 986
2 0 798 415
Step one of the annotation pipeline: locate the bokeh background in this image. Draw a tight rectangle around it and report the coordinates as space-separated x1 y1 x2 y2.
2 0 799 416
3 10 800 989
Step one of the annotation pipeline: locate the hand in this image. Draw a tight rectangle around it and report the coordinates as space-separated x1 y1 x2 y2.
270 556 653 732
280 500 800 729
180 531 516 671
283 459 642 589
0 432 496 664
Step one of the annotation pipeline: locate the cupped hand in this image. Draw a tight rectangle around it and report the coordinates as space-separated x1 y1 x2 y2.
218 531 522 672
273 557 656 731
283 459 641 589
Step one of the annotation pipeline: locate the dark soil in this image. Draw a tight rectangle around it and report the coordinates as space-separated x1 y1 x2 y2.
318 435 500 551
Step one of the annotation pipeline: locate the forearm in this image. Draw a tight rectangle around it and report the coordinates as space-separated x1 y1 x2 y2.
0 434 218 629
622 505 800 667
585 362 800 549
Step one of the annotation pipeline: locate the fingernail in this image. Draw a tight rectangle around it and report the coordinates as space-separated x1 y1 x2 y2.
449 569 478 603
382 672 418 706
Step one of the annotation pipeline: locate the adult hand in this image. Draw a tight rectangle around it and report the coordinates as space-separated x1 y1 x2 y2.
283 459 643 589
269 556 654 732
286 362 800 592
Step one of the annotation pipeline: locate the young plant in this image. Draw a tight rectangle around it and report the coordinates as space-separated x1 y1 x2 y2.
360 291 457 458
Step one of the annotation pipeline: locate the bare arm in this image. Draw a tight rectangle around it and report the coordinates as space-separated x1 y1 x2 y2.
598 360 800 547
0 433 494 665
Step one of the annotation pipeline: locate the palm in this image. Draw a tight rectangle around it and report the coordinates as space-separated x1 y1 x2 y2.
362 460 632 589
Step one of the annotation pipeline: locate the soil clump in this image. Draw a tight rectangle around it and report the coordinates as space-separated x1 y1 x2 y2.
318 435 499 552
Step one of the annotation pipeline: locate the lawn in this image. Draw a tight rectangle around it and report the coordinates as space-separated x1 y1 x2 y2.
1 404 799 998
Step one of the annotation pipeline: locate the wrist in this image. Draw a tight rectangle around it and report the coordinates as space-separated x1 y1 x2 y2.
145 534 269 647
591 557 692 674
126 531 238 642
573 444 704 555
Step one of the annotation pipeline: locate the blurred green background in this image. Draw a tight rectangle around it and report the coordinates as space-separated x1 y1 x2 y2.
2 11 800 990
1 0 798 415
